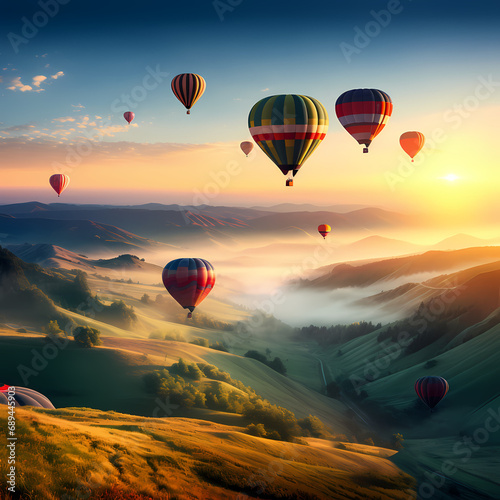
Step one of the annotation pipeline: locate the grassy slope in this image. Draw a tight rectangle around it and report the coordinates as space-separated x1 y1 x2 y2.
315 320 500 497
0 332 352 436
0 407 416 500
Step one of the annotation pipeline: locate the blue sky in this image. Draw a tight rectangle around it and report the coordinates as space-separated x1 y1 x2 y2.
2 0 500 143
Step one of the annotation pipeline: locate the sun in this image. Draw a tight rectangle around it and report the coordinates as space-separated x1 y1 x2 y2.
440 173 460 182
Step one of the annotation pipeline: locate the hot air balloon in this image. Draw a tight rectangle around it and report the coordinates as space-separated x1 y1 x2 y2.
335 88 393 153
400 131 425 162
171 73 206 114
248 94 328 187
0 384 55 409
124 111 135 124
415 376 449 410
49 174 70 197
240 141 254 157
162 258 215 318
318 224 331 239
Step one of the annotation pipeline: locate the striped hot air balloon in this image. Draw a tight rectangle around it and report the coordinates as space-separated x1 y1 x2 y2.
171 73 206 114
336 88 393 153
123 111 135 124
49 174 70 197
248 94 328 187
0 384 55 409
317 224 331 239
415 376 449 410
162 258 215 318
400 131 425 162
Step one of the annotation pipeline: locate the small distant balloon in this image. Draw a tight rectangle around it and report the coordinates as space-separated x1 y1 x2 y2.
318 224 331 239
415 376 449 410
162 258 215 318
49 174 70 197
124 111 135 124
171 73 206 114
400 131 425 162
240 141 254 157
0 384 55 409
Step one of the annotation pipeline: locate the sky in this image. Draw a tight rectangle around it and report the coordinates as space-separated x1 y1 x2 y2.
1 0 500 223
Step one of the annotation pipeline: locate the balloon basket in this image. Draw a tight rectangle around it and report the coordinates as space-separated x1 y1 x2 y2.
187 312 192 319
286 179 293 187
187 110 191 115
363 147 369 153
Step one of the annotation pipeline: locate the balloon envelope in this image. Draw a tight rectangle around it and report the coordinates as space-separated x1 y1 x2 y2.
240 141 254 156
336 88 393 152
400 131 425 161
162 258 215 317
415 376 449 409
49 174 70 197
124 111 135 124
171 73 206 114
0 384 55 409
248 94 328 185
318 224 331 239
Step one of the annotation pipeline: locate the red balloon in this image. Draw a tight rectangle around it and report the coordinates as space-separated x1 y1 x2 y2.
49 174 70 197
240 141 254 156
162 258 215 318
317 224 331 239
415 376 449 409
124 111 135 124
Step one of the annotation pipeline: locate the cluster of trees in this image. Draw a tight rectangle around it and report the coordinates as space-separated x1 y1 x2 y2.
43 320 102 348
244 350 287 375
190 337 229 352
143 359 327 441
297 321 382 346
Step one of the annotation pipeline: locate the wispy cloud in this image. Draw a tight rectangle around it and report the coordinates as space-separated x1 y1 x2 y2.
51 71 64 79
261 88 270 92
72 104 85 111
53 117 76 123
1 124 36 132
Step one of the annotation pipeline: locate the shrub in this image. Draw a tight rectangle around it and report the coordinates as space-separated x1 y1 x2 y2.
73 326 101 348
246 423 267 437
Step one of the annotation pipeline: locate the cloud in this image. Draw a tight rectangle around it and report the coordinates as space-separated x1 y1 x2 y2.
261 88 270 92
72 104 85 111
53 117 76 123
51 71 64 79
7 77 33 92
32 75 47 87
1 124 36 132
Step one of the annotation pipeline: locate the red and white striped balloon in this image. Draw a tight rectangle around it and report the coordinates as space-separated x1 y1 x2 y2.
49 174 70 197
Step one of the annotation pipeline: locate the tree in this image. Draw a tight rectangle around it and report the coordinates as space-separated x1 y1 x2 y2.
268 357 287 375
140 294 151 304
43 320 64 337
244 350 268 364
73 326 101 348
